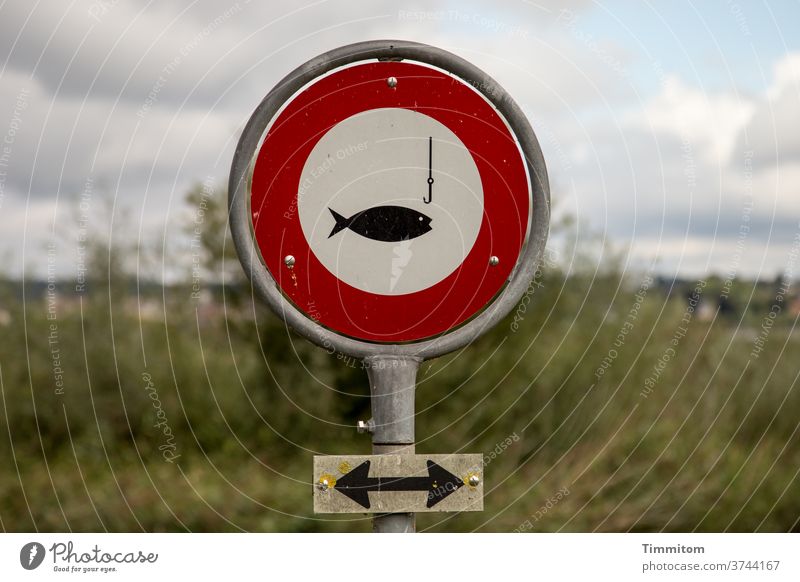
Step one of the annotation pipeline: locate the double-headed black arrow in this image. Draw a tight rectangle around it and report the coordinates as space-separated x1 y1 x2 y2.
333 460 464 509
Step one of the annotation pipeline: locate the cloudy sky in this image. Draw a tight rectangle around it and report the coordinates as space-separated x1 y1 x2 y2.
1 0 799 280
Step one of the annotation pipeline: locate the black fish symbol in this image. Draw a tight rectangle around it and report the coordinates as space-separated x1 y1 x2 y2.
328 206 432 242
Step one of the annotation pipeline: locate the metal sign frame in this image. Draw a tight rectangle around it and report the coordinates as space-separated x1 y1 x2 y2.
229 39 550 360
230 39 550 532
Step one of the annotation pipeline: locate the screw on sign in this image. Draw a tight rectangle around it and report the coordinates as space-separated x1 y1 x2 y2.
229 40 549 532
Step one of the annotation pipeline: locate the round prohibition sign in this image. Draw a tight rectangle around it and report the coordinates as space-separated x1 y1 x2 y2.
230 40 550 358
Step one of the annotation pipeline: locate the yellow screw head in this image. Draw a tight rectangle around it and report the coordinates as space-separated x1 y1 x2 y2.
318 473 337 491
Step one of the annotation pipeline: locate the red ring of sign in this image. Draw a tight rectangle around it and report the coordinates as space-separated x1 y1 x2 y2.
251 61 530 343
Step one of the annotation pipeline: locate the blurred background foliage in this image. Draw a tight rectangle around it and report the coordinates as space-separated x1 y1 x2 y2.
1 184 798 532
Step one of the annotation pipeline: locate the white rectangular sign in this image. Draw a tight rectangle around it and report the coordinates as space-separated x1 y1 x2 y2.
313 453 483 513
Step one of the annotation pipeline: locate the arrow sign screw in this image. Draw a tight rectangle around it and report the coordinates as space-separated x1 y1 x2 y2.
468 474 480 487
357 419 375 434
318 473 336 491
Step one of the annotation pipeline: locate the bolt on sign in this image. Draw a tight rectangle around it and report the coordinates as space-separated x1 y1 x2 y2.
229 40 549 530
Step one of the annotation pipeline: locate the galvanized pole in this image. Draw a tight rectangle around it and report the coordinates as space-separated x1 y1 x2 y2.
364 355 420 533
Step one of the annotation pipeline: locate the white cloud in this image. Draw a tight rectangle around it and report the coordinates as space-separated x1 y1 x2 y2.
544 48 800 279
737 52 800 167
632 75 755 162
1 0 797 281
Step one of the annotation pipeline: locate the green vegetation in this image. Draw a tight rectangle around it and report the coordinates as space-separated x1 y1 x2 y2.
0 186 798 532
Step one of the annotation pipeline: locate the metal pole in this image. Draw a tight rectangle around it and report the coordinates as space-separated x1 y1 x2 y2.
365 355 420 533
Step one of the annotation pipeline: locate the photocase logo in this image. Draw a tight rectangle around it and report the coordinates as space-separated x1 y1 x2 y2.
20 542 46 570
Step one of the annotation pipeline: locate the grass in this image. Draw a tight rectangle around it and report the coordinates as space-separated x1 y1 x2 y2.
1 263 798 532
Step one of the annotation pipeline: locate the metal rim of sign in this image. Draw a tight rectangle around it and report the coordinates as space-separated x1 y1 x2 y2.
250 59 529 343
229 39 550 360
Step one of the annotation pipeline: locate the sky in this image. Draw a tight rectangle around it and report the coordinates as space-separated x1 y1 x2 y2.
1 0 799 281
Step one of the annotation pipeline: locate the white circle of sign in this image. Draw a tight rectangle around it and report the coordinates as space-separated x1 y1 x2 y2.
298 107 484 296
